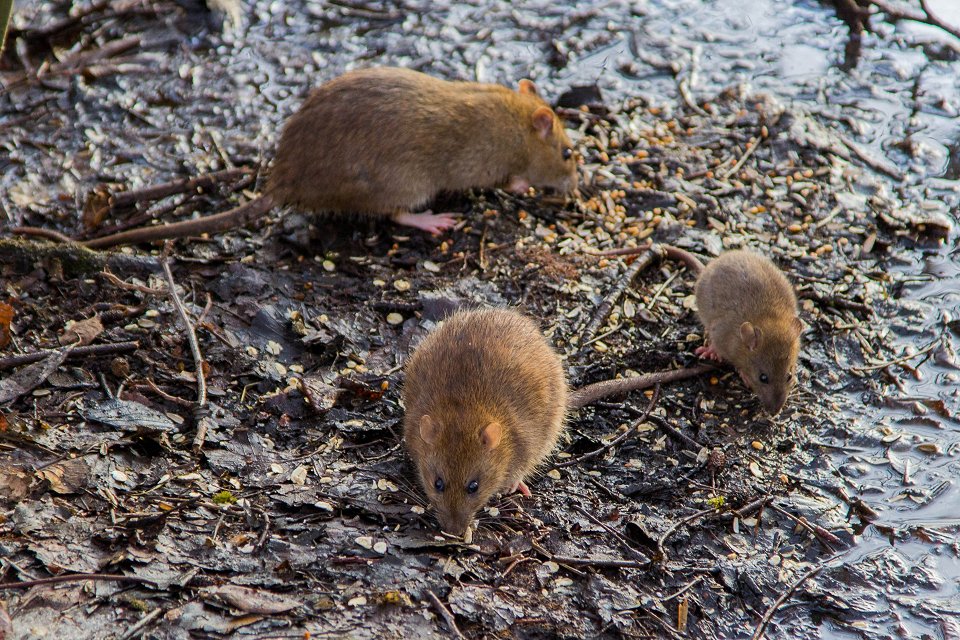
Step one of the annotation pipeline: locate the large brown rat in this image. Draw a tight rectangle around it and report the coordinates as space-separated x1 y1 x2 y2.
402 307 711 536
74 67 578 249
609 244 802 416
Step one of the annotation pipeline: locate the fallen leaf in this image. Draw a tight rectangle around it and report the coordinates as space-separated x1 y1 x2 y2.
0 302 13 349
59 315 104 346
201 585 303 614
0 347 71 404
0 599 12 640
0 465 32 501
37 458 91 494
81 397 178 432
300 374 341 413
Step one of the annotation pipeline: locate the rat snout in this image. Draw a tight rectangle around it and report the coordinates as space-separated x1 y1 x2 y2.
436 506 474 538
762 391 787 416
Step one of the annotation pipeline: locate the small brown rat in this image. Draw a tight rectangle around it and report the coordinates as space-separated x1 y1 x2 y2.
402 307 710 536
78 67 578 249
627 245 802 416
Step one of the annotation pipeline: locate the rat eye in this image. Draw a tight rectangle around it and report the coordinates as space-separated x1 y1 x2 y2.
759 373 770 384
466 480 479 494
434 477 445 492
562 147 573 160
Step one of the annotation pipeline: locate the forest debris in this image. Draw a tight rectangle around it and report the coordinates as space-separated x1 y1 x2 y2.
36 458 91 494
200 585 303 614
80 397 178 433
0 346 71 403
58 315 104 346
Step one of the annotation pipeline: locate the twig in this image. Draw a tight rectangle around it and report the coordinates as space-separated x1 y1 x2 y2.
255 509 271 551
581 245 663 341
0 341 138 371
657 507 718 561
752 561 831 640
645 413 705 452
837 133 905 181
118 607 164 640
851 337 941 373
721 136 761 180
661 575 705 603
767 502 842 549
137 379 193 407
159 244 206 408
678 78 708 115
109 167 251 210
0 238 162 274
10 226 75 243
556 385 660 468
100 268 167 295
571 505 651 565
425 590 466 640
0 573 156 590
547 555 649 570
868 0 960 41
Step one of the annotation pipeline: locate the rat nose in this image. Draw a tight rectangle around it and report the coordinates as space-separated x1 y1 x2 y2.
438 510 472 537
763 394 786 416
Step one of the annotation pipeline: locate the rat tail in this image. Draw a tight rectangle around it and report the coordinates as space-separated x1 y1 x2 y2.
567 363 713 409
657 244 706 275
82 194 275 249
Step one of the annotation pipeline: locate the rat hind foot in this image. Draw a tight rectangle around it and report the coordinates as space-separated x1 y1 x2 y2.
509 481 532 497
695 345 724 362
394 211 459 235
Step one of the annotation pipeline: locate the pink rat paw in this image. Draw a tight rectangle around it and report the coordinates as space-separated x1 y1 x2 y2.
394 211 459 235
695 345 724 362
509 480 532 498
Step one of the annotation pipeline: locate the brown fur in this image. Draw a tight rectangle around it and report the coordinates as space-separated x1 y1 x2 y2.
79 67 577 248
402 308 567 536
268 67 578 217
694 250 802 415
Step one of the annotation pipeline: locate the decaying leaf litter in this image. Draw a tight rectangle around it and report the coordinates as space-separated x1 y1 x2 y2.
1 1 957 638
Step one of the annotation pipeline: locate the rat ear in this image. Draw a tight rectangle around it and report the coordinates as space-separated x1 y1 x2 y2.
739 322 761 351
531 106 554 140
480 422 502 451
518 79 538 96
419 415 440 445
791 316 804 338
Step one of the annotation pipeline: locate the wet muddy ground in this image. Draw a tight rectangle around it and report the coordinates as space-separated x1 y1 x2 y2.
1 1 958 639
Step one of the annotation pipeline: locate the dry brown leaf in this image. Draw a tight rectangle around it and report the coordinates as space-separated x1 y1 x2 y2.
0 465 32 501
59 315 104 346
0 347 71 404
202 585 303 614
37 458 91 494
0 302 13 349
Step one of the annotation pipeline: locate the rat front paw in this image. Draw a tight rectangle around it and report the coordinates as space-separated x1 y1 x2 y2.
394 211 459 235
695 345 723 362
509 480 532 497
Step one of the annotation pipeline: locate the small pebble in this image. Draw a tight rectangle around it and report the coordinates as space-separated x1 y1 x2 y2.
386 312 403 325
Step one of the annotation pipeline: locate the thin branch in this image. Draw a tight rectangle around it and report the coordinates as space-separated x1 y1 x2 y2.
556 385 660 467
425 590 466 640
752 561 831 640
581 245 663 342
0 573 156 590
0 341 138 371
109 167 250 210
868 0 960 41
159 243 206 408
657 507 718 561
